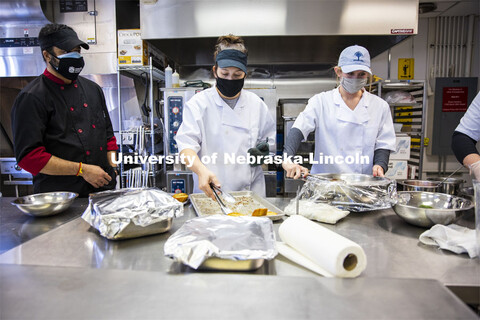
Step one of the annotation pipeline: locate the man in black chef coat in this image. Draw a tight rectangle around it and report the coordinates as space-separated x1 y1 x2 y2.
11 23 118 197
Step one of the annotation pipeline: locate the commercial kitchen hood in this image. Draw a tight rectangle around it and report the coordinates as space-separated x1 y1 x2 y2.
0 0 50 77
140 0 418 67
1 0 118 77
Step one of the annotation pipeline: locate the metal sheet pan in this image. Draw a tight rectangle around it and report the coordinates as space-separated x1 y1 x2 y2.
189 191 285 221
105 218 173 240
198 257 265 271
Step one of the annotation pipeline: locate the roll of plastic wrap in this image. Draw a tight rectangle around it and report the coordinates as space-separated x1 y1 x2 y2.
278 215 367 278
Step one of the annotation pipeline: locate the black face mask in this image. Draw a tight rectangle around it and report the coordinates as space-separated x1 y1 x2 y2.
216 75 245 98
49 51 85 81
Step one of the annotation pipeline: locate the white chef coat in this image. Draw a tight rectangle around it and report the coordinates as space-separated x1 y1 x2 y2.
292 87 396 174
175 87 276 196
455 91 480 141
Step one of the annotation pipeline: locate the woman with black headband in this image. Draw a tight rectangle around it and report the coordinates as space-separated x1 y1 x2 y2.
175 34 276 199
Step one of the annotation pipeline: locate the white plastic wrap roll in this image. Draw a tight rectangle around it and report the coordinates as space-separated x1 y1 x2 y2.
278 215 367 278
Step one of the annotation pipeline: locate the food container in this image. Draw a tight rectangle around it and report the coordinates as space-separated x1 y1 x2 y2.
189 191 285 221
397 180 441 193
198 257 265 271
105 218 173 240
310 173 392 187
393 191 473 227
164 215 277 270
11 192 78 217
298 173 396 212
82 188 183 240
427 177 465 195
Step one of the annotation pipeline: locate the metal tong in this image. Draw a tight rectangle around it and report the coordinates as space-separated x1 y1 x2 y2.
210 183 233 215
210 184 236 203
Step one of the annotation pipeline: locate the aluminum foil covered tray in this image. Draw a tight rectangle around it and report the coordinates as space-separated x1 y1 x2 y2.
82 188 183 240
164 215 277 270
300 173 397 212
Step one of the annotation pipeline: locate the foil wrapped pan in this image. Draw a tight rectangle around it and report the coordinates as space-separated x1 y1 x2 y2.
300 173 397 212
82 188 183 240
164 215 277 270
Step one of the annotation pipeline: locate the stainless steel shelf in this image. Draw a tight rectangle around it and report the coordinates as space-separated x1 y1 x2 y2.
373 80 427 179
118 65 165 81
117 57 161 187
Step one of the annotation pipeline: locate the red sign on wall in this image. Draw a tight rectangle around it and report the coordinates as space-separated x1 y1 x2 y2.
442 87 468 112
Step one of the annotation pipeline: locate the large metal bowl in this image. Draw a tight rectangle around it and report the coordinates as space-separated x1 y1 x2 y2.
11 192 78 217
397 180 441 193
393 191 473 227
427 177 465 195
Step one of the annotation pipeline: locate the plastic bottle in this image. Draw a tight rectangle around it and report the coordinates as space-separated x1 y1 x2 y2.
172 70 180 88
164 65 172 88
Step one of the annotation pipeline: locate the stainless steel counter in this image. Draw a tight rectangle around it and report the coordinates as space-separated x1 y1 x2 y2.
0 264 476 320
0 196 478 318
0 197 88 254
1 198 477 286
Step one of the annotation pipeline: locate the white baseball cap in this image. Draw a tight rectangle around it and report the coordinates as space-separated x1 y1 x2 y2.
338 45 372 74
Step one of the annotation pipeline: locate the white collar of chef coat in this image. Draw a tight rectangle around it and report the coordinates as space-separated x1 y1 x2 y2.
333 87 370 124
212 86 249 130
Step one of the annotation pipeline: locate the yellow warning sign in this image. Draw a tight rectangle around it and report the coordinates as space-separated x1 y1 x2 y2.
398 58 414 80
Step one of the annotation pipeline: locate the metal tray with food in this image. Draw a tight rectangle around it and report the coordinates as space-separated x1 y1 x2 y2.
189 191 285 221
106 218 173 240
198 257 265 271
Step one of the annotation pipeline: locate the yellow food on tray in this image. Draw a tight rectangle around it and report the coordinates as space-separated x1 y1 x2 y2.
252 208 268 216
266 211 278 216
227 212 246 217
172 193 189 203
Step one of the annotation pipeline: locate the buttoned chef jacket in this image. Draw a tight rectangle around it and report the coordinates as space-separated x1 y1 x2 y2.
11 70 117 196
175 87 276 196
292 87 396 174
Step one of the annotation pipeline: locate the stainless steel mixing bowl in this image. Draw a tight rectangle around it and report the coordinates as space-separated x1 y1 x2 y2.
393 191 473 227
427 177 465 195
397 180 441 193
11 192 78 217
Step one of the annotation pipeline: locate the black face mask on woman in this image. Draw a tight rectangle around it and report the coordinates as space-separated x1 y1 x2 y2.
216 74 245 98
49 51 85 81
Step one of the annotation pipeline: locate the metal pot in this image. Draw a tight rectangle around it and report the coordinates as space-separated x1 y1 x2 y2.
427 177 465 195
397 180 441 193
458 186 474 202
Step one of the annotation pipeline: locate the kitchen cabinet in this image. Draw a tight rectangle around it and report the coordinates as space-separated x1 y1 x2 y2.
371 80 427 179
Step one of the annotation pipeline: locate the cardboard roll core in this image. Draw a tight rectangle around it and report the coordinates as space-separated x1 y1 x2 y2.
343 254 358 271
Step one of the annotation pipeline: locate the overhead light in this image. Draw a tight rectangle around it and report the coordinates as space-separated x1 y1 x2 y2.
419 2 437 14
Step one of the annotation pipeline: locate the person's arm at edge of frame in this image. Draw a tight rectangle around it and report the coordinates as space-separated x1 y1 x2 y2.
452 131 480 179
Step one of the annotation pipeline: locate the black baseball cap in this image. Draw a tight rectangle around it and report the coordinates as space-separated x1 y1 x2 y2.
39 27 89 51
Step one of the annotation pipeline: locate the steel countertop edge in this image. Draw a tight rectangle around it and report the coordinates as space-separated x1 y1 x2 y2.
0 196 478 318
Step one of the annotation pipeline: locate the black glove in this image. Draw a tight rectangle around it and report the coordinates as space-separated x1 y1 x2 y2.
247 141 270 167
